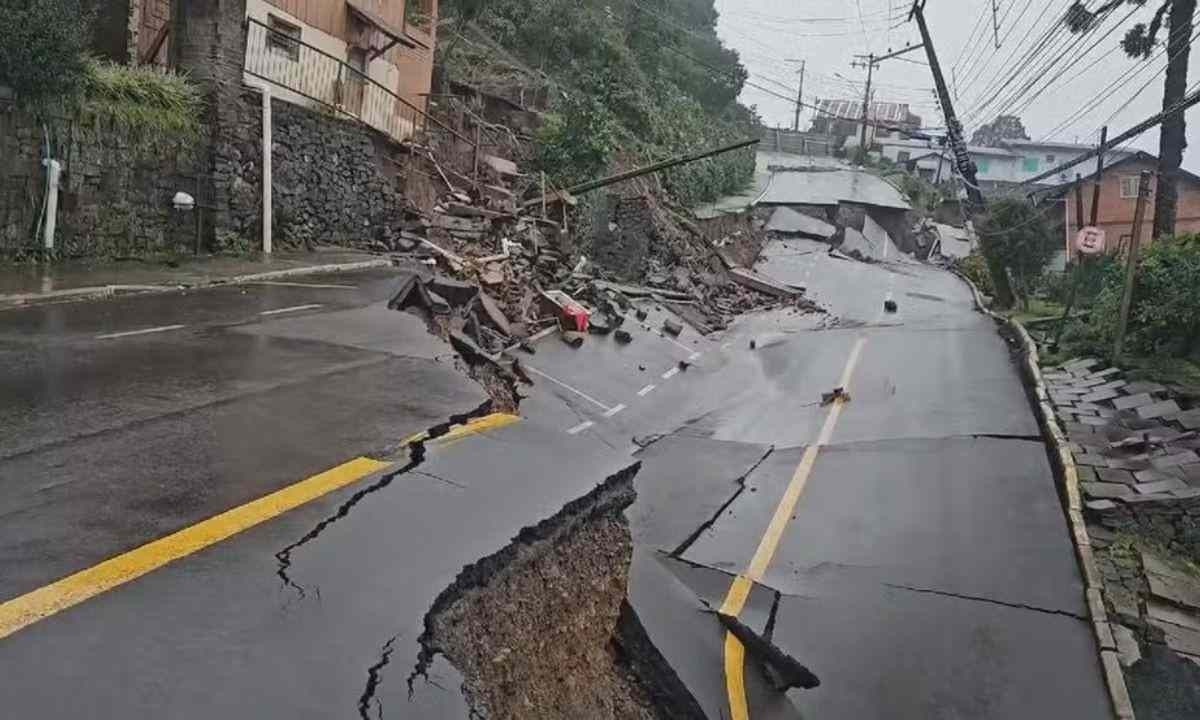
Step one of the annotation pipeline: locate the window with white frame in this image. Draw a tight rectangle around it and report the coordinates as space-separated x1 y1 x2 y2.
267 15 301 62
1120 176 1140 199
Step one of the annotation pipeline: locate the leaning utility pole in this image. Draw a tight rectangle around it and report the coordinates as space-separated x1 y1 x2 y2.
909 0 985 212
786 59 806 131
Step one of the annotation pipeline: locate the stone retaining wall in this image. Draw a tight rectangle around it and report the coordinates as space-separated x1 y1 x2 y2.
216 90 412 250
0 107 199 259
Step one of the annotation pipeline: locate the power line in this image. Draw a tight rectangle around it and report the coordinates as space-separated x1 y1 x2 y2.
1037 22 1200 144
1019 75 1200 187
955 0 1040 94
961 7 1090 122
951 0 999 74
1001 3 1149 119
956 0 1075 124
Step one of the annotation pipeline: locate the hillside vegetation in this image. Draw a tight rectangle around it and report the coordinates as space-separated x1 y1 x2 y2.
438 0 759 207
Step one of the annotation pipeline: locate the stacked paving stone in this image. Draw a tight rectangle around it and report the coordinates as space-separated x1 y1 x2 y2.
1045 358 1200 508
1046 357 1200 667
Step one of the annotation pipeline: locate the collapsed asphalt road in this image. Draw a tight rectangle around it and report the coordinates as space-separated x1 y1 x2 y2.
0 247 1112 718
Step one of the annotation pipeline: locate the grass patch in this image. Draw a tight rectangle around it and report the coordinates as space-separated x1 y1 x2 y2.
1122 355 1200 395
1005 298 1064 326
61 59 205 154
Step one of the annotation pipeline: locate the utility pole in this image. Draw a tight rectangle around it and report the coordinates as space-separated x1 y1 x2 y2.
1090 126 1108 227
1113 170 1154 360
909 0 985 212
852 43 926 159
851 53 876 154
1053 127 1110 348
991 0 1001 48
786 59 806 131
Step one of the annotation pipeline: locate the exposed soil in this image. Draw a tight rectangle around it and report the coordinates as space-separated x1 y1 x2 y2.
413 464 666 719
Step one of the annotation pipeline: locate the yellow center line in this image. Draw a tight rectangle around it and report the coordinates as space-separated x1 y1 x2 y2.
0 412 521 643
720 337 867 720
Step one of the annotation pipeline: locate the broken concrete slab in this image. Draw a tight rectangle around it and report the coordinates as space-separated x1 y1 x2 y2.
765 207 836 239
477 290 512 337
1176 410 1200 431
1124 381 1167 395
1113 624 1142 667
1139 400 1182 420
1097 468 1138 485
1136 468 1182 484
1114 393 1156 411
1082 482 1135 500
1144 551 1200 612
1153 451 1199 469
727 267 803 298
838 227 876 260
1149 615 1200 657
1081 388 1121 403
716 612 820 690
1148 601 1200 633
1075 453 1109 467
1136 478 1188 495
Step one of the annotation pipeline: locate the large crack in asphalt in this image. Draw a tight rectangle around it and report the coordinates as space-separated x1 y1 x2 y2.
273 398 496 598
398 461 709 719
884 583 1089 621
357 634 400 720
668 445 775 559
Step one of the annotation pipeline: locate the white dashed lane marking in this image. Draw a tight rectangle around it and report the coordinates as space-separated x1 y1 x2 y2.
603 404 626 418
637 384 657 397
661 367 679 380
95 324 186 340
567 421 594 435
259 304 324 316
524 365 614 412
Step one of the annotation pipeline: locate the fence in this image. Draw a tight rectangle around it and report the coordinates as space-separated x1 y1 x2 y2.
243 17 431 145
759 128 835 156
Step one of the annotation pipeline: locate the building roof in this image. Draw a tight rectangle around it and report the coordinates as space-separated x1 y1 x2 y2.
1001 138 1098 152
759 169 911 210
814 99 916 124
1035 151 1200 197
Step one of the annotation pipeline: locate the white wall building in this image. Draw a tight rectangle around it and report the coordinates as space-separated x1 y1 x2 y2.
878 137 1134 191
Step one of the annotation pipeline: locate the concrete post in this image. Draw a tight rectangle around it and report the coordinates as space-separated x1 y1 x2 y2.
42 159 62 251
261 85 272 255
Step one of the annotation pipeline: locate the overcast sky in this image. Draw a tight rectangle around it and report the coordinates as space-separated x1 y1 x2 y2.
713 0 1200 171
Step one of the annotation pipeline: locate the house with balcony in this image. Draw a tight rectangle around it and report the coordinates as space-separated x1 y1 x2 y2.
93 0 437 145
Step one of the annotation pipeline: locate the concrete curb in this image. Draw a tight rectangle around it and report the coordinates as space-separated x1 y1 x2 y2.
951 269 1137 720
0 258 395 310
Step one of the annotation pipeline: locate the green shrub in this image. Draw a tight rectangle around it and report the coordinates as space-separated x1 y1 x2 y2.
977 199 1058 309
1086 235 1200 356
0 0 93 107
955 251 994 298
76 60 205 146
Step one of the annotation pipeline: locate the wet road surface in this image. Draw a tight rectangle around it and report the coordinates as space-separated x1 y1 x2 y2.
0 247 1111 718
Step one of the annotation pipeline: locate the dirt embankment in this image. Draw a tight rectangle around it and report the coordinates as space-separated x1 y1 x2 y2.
411 463 682 719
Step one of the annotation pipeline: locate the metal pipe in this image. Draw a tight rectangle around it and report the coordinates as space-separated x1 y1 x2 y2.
553 138 760 199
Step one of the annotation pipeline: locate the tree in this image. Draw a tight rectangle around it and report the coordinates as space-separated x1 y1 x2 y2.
0 0 93 108
970 114 1030 147
977 199 1058 310
1066 0 1196 239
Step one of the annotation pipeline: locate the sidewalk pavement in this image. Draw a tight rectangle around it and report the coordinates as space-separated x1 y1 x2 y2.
0 248 393 308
